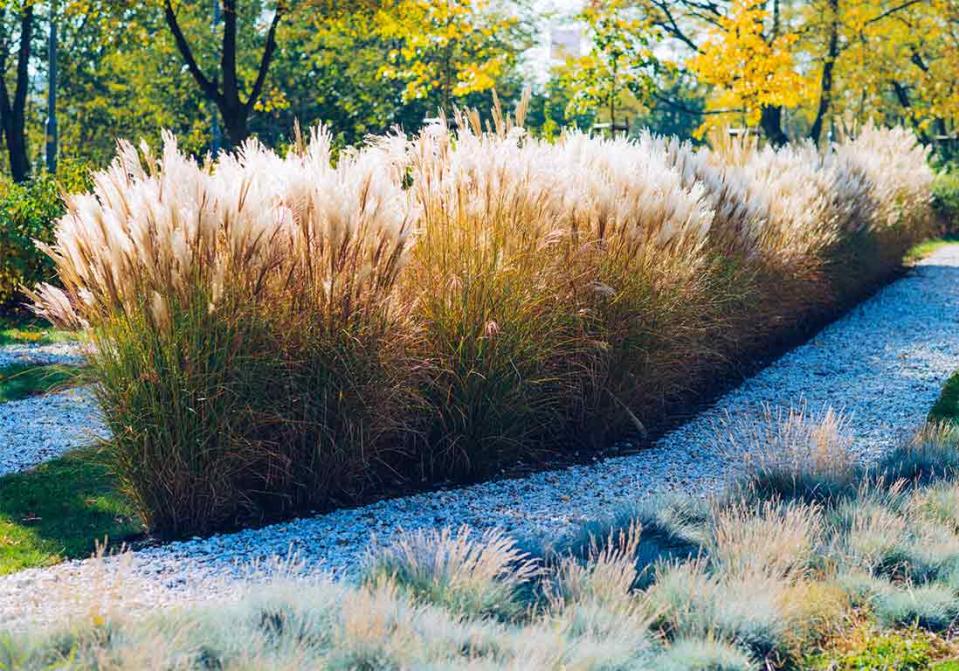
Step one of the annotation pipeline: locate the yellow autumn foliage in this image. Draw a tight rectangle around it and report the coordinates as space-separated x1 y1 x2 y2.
688 0 806 135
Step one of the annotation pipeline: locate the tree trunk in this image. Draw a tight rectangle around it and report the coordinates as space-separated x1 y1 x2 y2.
760 105 789 147
810 0 840 144
163 0 282 151
891 80 929 142
0 4 33 182
3 113 29 181
220 101 249 148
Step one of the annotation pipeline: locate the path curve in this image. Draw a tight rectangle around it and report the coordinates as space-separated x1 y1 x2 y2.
4 246 959 629
0 340 104 477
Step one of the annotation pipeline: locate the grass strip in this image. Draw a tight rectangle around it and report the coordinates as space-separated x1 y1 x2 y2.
0 363 84 403
930 371 959 424
905 235 959 264
0 447 142 576
0 314 75 346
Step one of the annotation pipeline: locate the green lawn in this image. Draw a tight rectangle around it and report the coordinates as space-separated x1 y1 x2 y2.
0 314 75 346
906 235 959 264
0 362 85 403
0 447 142 575
930 372 959 425
0 318 136 575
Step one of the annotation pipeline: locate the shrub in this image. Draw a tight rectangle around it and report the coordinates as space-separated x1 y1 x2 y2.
932 170 959 233
0 162 91 308
0 175 66 307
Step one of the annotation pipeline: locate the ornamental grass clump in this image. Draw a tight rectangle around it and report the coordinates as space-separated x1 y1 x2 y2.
554 132 721 443
399 109 594 475
33 115 934 536
828 125 934 297
32 130 416 535
398 104 720 469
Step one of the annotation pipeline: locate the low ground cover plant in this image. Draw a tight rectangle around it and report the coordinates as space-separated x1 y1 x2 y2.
31 113 934 535
9 413 959 668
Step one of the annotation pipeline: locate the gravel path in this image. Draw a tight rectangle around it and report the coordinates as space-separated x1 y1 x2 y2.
0 387 106 477
0 341 85 369
4 246 959 630
0 340 105 477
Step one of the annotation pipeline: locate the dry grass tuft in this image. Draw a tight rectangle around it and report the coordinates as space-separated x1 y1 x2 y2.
32 116 934 535
12 417 959 669
364 525 541 620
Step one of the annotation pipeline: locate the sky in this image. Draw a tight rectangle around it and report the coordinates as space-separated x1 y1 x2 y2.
526 0 585 82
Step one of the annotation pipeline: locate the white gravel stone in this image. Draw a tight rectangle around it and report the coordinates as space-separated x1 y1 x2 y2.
0 340 85 369
0 386 106 476
4 246 959 630
0 339 105 477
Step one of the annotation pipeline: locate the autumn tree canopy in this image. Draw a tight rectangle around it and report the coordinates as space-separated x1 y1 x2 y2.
0 0 953 179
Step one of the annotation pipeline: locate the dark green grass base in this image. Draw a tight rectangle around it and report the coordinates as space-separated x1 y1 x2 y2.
0 363 84 403
0 448 142 575
929 372 959 424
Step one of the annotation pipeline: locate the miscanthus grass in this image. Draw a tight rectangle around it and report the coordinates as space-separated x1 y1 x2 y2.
32 109 934 535
9 414 959 669
32 131 417 535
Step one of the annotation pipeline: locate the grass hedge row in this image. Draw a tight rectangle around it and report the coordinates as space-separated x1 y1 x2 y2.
32 112 934 536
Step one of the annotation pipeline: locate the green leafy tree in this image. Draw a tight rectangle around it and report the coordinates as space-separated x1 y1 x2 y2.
375 0 532 113
558 0 660 131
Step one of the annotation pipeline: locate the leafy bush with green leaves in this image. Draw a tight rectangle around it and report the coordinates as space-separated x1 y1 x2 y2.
0 162 90 307
933 171 959 233
0 175 64 306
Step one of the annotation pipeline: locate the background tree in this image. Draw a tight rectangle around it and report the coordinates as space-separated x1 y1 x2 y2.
687 0 803 144
0 0 952 181
55 1 211 163
0 0 35 181
160 0 285 148
375 0 531 112
558 0 660 131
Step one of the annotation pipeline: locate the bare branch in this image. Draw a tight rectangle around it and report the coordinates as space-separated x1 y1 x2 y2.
650 0 702 53
163 0 221 104
864 0 925 26
245 6 284 114
651 89 741 115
